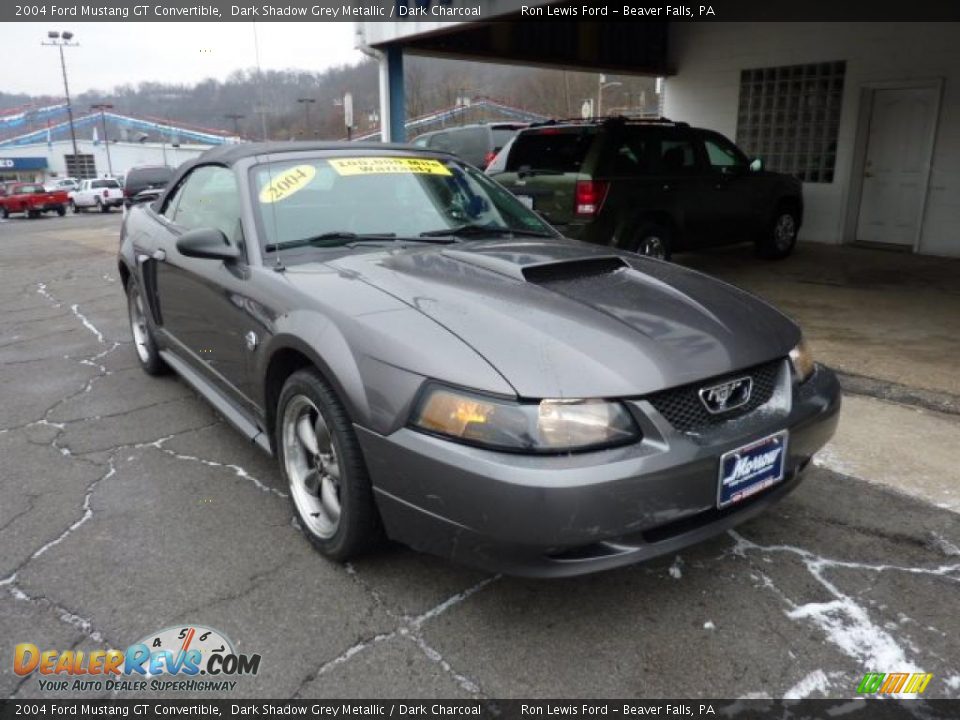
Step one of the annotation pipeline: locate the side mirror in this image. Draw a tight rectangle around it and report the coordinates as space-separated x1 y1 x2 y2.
749 157 763 172
176 228 240 261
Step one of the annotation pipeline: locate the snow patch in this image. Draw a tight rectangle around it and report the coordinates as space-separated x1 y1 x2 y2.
784 669 831 699
70 304 105 343
812 444 860 478
727 531 957 676
668 555 683 579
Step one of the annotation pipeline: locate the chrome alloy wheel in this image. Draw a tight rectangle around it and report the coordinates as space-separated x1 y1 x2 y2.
773 213 797 250
128 289 151 364
283 395 342 539
638 234 667 259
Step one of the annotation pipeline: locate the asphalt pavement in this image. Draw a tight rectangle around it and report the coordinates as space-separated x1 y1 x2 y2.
1 213 958 701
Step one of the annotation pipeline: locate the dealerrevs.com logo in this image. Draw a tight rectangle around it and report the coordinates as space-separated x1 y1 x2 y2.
14 625 261 693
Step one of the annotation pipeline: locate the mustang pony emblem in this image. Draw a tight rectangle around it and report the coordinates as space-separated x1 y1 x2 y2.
699 377 753 414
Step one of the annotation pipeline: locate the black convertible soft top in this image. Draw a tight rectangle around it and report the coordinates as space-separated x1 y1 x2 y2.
194 141 439 167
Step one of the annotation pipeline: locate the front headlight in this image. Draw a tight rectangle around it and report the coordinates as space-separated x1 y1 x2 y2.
411 385 640 453
789 338 815 383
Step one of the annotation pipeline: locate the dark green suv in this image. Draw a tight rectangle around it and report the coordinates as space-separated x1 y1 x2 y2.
487 117 803 260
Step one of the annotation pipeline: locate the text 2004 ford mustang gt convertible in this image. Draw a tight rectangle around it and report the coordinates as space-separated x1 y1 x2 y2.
118 142 840 577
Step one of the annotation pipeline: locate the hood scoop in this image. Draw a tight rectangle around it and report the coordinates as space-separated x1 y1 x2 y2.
441 248 628 283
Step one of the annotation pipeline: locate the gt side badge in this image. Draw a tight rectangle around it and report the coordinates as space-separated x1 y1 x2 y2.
245 331 259 351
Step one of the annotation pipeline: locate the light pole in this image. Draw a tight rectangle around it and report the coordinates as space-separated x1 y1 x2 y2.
297 98 315 138
90 103 113 176
597 75 623 117
42 31 80 176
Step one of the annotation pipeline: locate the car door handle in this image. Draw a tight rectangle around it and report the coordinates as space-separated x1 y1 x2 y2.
137 249 166 264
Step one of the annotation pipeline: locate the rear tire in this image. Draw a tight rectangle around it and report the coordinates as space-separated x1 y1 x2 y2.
97 198 108 214
1 206 8 219
56 205 66 217
631 221 673 260
277 368 383 562
126 280 167 376
757 207 799 259
70 201 79 214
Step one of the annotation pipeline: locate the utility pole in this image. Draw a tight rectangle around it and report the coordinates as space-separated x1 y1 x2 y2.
224 113 245 138
42 31 80 176
297 98 315 138
90 103 114 176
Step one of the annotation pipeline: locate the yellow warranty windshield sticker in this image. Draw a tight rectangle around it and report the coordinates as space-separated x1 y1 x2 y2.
259 164 317 203
328 157 452 176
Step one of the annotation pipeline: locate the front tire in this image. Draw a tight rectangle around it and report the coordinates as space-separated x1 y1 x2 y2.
56 205 66 217
757 207 799 259
126 280 167 376
277 369 382 562
1 206 8 219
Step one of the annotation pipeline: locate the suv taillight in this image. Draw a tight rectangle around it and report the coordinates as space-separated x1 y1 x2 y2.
482 151 497 168
102 189 109 198
575 180 609 217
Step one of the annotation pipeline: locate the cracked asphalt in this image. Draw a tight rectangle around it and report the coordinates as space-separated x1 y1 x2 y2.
2 214 959 701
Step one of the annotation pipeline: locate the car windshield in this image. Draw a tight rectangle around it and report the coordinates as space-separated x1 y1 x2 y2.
251 155 556 255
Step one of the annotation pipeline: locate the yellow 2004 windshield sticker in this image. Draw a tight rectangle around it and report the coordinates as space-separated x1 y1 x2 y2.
259 164 317 203
328 157 451 176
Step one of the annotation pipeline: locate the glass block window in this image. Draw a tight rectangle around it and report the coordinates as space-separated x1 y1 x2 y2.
65 154 97 180
736 61 845 183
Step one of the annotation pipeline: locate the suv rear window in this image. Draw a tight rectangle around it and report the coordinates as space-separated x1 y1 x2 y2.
92 179 120 189
505 128 597 173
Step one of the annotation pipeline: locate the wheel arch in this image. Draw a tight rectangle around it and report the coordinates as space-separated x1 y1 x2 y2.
613 209 678 251
259 331 369 453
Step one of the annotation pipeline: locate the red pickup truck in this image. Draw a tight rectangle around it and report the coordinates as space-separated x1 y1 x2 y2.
0 182 69 219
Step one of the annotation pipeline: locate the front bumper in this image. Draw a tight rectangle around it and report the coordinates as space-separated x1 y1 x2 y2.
358 362 841 578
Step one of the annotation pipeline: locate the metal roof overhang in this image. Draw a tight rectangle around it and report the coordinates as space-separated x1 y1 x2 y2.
364 13 672 77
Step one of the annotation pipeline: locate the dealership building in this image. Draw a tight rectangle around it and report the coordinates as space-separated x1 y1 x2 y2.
0 109 233 184
358 15 959 257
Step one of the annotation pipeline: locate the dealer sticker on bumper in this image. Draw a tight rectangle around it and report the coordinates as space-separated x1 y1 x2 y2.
718 430 788 508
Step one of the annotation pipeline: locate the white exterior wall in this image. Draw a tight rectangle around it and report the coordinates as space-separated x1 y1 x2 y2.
663 22 960 257
0 140 213 180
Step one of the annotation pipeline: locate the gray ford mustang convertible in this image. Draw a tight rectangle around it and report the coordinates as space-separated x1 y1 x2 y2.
118 142 841 577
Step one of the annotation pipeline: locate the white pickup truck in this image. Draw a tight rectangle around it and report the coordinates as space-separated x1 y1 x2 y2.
71 178 124 213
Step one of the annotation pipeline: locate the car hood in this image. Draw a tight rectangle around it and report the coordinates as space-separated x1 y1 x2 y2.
316 240 800 398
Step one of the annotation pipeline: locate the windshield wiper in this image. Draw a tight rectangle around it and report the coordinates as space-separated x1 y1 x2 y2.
419 224 553 239
264 231 455 253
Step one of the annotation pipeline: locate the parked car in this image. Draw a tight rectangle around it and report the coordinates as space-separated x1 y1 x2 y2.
72 178 124 213
118 142 839 578
0 182 69 219
44 177 80 193
412 123 527 169
123 165 174 208
487 117 804 260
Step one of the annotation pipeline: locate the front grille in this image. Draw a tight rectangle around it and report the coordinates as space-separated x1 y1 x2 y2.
645 359 782 433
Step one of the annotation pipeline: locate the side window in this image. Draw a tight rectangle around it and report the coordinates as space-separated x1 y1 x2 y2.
610 132 653 176
428 133 452 152
161 179 186 222
172 166 240 242
657 138 699 174
704 135 747 172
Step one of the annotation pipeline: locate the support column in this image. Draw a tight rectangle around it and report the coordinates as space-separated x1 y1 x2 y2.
385 45 405 143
